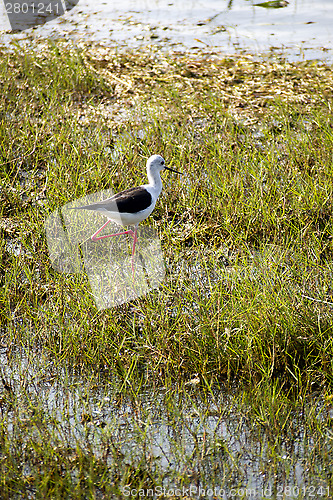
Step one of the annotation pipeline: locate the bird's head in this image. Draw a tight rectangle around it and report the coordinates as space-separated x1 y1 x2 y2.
147 154 182 175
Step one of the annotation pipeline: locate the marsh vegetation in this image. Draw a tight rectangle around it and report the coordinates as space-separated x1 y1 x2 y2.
1 41 333 498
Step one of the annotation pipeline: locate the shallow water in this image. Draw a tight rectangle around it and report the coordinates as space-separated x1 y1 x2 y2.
1 347 332 497
1 0 333 61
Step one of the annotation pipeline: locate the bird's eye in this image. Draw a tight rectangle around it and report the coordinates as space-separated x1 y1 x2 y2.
161 160 165 165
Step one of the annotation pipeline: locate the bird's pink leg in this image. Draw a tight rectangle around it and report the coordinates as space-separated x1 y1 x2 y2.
91 220 135 242
131 227 138 278
91 220 138 280
91 219 111 241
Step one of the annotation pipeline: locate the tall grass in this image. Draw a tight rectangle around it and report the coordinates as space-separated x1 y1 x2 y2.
0 40 333 497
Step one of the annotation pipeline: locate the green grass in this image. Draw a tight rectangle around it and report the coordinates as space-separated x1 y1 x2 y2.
1 40 333 497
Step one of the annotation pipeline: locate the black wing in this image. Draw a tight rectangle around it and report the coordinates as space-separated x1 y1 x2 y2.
70 186 152 214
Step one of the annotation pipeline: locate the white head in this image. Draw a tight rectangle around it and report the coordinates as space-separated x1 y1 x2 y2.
146 154 182 190
147 154 167 173
147 154 182 174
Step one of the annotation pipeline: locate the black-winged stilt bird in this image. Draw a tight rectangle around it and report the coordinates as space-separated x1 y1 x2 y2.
69 155 181 275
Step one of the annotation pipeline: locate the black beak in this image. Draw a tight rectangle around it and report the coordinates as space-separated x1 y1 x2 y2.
164 166 182 175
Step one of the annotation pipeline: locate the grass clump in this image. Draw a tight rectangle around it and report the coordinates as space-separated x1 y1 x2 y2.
1 40 333 497
1 41 333 386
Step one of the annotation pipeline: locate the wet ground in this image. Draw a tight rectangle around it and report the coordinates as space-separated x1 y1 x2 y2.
1 0 333 61
1 4 333 496
2 346 332 498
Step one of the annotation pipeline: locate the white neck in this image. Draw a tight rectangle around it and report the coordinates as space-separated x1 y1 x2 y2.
147 164 163 195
